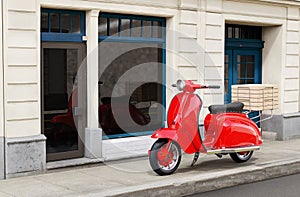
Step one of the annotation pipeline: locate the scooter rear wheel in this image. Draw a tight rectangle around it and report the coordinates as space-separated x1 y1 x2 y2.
149 139 181 176
230 151 253 163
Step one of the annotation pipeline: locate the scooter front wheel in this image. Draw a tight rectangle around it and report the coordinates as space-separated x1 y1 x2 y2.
230 151 253 163
149 139 181 176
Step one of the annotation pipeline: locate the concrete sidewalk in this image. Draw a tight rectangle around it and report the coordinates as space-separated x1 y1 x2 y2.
1 139 300 197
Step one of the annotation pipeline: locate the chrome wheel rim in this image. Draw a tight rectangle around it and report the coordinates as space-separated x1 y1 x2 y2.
158 143 179 171
236 151 251 160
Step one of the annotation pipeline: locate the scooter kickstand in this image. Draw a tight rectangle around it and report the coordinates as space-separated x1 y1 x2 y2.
215 154 222 158
191 152 200 167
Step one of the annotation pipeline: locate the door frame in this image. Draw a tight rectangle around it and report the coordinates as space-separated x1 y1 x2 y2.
41 42 86 161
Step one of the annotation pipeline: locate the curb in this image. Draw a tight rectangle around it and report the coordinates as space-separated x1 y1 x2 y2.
96 158 300 197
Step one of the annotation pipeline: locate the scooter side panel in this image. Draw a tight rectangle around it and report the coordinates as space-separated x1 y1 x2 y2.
204 113 262 149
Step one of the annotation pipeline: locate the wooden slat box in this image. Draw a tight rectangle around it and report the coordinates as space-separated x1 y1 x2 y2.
231 84 279 111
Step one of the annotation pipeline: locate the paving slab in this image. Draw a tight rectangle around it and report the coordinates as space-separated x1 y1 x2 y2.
0 139 299 196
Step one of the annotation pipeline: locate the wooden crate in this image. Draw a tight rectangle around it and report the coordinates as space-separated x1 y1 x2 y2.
231 84 279 111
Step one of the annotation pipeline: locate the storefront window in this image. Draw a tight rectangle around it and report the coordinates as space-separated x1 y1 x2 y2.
98 13 165 139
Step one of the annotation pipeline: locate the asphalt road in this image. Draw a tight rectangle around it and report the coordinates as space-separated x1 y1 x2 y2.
188 173 300 197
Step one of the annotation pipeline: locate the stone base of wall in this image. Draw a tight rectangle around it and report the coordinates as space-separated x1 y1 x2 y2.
5 135 46 178
0 137 4 179
261 113 300 140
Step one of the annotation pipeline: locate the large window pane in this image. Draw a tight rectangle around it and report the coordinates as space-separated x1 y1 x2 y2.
99 42 163 138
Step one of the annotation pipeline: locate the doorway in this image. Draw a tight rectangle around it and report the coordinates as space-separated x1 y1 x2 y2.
41 8 86 161
225 24 264 103
42 42 86 161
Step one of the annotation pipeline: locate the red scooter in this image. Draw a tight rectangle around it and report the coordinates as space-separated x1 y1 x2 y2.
149 80 262 175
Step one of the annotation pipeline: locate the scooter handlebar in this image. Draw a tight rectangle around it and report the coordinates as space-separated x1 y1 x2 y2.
201 85 220 89
207 85 220 89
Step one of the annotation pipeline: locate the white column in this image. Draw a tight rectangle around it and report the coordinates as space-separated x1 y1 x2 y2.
85 10 102 159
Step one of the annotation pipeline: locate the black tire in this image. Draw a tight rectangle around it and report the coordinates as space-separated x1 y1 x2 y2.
230 151 253 163
149 139 181 176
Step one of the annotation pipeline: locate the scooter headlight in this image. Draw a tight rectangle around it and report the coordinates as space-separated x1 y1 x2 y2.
176 80 186 91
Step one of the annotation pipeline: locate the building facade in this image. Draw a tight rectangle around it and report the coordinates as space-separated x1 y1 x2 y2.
0 0 300 178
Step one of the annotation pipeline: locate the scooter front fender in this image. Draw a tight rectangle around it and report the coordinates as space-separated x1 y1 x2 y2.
151 128 199 154
151 128 179 141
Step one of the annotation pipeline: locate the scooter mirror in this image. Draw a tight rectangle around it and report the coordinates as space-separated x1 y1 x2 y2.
176 80 186 91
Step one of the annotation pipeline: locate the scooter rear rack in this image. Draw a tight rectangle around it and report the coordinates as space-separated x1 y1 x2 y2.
245 110 274 124
206 146 260 155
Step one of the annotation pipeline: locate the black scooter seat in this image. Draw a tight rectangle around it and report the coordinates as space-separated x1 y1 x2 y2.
208 102 244 114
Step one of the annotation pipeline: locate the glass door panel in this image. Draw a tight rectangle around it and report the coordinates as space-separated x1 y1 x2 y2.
42 42 86 161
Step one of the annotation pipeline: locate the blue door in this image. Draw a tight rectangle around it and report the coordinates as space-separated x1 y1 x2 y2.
225 49 262 103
